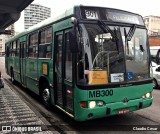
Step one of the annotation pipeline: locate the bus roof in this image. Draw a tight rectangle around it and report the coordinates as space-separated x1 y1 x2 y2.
6 5 144 43
6 5 76 43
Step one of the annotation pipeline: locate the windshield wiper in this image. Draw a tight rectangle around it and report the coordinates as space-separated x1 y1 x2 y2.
98 20 120 53
124 24 137 55
125 24 144 53
126 24 136 41
98 20 118 41
124 28 129 55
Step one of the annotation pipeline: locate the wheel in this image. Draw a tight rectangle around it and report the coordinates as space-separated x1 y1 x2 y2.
41 83 51 108
10 69 16 84
153 79 158 89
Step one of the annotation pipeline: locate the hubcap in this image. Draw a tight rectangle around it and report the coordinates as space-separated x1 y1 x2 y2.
11 76 14 81
11 73 14 82
43 88 50 103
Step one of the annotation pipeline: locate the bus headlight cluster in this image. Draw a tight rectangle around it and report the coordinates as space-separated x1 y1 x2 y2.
80 101 105 108
145 92 151 98
89 101 105 108
142 92 151 98
89 101 96 109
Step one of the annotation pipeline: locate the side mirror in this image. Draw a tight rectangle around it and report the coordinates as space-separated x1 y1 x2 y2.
69 30 79 53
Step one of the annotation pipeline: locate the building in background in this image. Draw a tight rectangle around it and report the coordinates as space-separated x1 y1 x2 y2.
144 15 160 36
24 3 51 29
0 35 5 56
149 36 160 46
144 16 160 46
0 24 15 56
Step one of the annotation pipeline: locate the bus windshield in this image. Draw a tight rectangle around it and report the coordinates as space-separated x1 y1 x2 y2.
77 23 149 85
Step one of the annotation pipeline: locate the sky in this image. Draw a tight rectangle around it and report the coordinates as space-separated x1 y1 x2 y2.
15 0 160 32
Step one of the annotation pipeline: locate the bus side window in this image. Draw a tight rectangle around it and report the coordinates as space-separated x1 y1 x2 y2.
16 40 20 57
10 42 13 57
12 41 16 57
28 33 38 58
9 42 12 57
39 27 52 59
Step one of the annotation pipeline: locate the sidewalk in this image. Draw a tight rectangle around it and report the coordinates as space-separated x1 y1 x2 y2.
0 81 57 134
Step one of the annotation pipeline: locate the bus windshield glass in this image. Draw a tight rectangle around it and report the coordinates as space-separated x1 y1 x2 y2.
77 23 149 85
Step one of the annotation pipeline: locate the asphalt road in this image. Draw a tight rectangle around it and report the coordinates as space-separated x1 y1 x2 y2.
0 56 160 134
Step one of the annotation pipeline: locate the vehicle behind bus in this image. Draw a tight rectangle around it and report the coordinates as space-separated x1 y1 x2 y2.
150 46 160 88
150 46 160 63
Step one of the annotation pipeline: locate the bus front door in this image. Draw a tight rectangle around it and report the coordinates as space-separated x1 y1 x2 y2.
20 42 26 85
55 31 74 114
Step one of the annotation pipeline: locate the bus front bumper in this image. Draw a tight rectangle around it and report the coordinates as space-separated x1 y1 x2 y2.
75 97 153 121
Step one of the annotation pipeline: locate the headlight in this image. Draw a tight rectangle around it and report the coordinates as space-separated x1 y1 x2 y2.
97 101 104 106
89 101 96 108
143 92 151 98
145 92 151 98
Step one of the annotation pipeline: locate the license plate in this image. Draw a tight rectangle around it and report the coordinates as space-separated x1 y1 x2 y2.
118 108 130 114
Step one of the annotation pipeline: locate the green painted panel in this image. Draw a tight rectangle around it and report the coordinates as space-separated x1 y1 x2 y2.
14 57 20 73
73 83 153 121
26 58 39 93
37 59 53 83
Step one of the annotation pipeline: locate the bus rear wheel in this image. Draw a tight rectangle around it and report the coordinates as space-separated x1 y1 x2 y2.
10 69 15 84
41 83 51 108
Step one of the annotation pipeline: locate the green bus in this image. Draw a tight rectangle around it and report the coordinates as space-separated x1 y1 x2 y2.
5 5 153 121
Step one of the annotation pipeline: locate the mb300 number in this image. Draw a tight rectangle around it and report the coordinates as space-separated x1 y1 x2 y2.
89 89 113 98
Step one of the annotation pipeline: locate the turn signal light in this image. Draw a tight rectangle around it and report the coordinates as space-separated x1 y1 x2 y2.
80 101 87 108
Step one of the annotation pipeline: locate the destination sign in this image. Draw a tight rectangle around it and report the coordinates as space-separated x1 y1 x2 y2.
79 6 144 25
107 12 140 24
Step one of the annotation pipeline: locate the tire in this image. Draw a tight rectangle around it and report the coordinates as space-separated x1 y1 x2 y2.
10 69 16 84
153 79 158 89
41 83 51 108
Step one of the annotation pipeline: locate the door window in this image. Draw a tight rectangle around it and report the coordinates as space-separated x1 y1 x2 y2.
65 33 72 82
56 34 63 74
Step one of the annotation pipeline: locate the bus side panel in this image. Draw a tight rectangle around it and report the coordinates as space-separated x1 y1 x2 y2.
26 58 39 95
13 57 21 83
